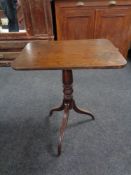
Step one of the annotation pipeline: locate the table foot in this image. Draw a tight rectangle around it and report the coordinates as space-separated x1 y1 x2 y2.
73 100 95 120
58 103 69 156
49 102 64 116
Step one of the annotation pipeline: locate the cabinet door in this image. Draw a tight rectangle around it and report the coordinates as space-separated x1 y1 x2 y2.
94 8 131 57
55 6 95 40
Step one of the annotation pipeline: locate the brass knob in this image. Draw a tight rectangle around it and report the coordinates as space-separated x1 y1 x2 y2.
76 1 85 6
109 0 117 5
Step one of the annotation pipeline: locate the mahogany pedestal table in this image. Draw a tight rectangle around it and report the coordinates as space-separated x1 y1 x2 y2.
11 39 127 156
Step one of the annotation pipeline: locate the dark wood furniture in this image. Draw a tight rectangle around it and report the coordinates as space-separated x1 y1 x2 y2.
11 39 127 155
55 0 131 57
0 0 53 67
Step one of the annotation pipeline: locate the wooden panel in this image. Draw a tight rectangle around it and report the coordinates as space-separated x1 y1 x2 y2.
55 6 95 40
94 7 131 57
21 0 53 38
26 0 47 34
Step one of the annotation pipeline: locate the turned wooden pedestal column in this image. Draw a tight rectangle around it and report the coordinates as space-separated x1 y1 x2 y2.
49 70 95 156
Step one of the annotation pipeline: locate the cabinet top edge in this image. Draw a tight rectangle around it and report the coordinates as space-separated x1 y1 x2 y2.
55 0 131 6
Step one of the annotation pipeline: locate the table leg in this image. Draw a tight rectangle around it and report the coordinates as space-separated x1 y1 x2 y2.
72 100 95 119
49 102 64 116
58 103 69 156
49 69 95 155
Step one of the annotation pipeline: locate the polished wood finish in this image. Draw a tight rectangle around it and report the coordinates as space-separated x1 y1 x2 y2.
50 69 94 155
94 8 131 58
12 39 127 70
55 7 95 40
11 39 127 155
21 0 53 39
55 0 131 57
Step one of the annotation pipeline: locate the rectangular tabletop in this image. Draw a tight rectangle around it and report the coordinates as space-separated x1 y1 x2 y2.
11 39 127 70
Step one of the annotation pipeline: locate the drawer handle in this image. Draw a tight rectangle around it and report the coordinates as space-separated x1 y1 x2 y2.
109 0 117 5
76 1 85 6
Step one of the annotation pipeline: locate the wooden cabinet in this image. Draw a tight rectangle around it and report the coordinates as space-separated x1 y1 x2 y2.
55 0 131 57
0 0 53 67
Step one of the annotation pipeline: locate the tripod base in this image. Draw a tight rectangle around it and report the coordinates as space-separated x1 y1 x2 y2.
50 99 94 119
49 70 95 156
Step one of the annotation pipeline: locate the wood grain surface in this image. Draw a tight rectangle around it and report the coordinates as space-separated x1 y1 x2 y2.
11 39 127 70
